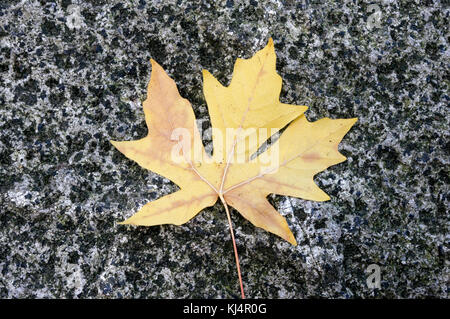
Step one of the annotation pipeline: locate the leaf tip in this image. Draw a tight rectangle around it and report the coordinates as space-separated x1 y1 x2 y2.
202 69 211 77
150 59 162 72
314 191 331 202
289 236 298 246
109 139 118 147
318 191 331 201
117 219 133 225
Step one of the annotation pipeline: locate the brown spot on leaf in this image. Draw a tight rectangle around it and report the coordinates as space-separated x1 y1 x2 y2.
302 152 321 162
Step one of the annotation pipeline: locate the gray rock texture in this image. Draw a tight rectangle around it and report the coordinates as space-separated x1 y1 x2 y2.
0 0 448 298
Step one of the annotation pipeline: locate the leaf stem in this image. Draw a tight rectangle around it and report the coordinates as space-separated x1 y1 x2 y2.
219 195 245 299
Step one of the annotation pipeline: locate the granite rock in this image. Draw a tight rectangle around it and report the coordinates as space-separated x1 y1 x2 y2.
0 0 448 298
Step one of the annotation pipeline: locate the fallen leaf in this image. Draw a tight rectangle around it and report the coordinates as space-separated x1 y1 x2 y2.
111 38 357 298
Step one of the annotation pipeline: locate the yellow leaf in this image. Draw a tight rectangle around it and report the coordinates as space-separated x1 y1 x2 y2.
111 39 357 245
111 38 357 298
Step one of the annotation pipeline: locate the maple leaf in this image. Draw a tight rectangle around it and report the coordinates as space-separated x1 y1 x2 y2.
111 38 357 298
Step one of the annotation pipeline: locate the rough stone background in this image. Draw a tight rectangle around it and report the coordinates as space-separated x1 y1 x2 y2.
0 0 448 298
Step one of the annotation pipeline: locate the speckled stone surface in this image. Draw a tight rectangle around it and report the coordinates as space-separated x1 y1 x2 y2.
0 0 448 298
